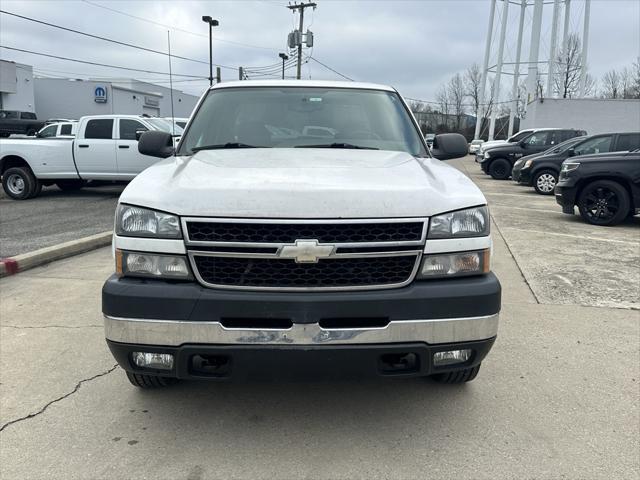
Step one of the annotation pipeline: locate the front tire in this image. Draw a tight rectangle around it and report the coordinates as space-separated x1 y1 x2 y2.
430 364 481 384
126 372 177 389
489 158 511 180
577 180 630 226
533 170 558 195
2 166 36 200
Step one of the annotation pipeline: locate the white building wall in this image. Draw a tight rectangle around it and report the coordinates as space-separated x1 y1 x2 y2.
522 98 640 135
0 60 35 112
33 78 199 120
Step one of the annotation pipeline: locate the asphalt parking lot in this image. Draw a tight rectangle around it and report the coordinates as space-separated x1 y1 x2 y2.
0 155 638 479
0 183 124 257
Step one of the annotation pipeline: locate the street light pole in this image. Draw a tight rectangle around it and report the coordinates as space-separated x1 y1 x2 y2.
201 16 219 87
279 53 289 79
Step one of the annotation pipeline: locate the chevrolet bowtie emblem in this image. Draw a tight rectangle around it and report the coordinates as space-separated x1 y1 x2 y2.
279 239 335 263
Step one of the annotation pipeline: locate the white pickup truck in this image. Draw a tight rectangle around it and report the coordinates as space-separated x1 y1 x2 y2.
102 80 501 389
0 114 183 199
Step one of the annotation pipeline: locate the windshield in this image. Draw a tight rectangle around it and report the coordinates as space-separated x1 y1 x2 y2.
178 87 427 157
146 118 184 135
508 130 533 143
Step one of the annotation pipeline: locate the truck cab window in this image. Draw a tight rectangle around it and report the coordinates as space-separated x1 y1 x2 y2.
119 120 147 140
85 119 114 139
39 125 57 138
60 124 73 135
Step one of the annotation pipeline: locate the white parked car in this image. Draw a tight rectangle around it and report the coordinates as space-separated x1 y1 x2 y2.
0 114 179 199
101 80 501 389
468 139 484 154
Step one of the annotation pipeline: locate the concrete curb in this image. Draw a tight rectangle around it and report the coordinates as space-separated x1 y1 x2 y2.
0 231 112 278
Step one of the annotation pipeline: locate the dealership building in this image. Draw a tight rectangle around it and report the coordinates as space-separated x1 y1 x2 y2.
0 60 36 112
1 59 200 120
33 78 200 120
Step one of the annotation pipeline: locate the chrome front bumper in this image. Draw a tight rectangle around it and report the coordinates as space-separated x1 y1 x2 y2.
104 313 499 347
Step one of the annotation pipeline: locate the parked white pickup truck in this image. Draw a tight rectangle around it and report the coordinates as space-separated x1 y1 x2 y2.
102 80 501 389
0 114 182 199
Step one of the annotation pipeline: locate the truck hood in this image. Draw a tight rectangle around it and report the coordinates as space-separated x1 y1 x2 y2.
119 149 486 218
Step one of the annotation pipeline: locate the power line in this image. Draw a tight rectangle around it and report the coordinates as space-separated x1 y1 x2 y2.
0 9 240 70
80 0 282 52
308 57 354 81
0 45 206 78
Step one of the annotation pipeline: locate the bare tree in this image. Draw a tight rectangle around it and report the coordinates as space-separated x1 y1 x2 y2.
633 57 640 98
601 69 620 98
619 67 633 99
464 63 482 123
436 85 451 131
554 33 589 98
448 73 466 131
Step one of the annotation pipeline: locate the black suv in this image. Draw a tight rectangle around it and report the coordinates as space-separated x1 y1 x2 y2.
514 133 640 195
555 149 640 226
480 128 587 180
0 110 45 137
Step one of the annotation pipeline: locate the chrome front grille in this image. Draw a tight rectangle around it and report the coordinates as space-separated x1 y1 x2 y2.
183 218 427 291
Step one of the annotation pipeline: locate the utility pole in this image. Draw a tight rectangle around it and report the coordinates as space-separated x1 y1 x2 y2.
279 53 289 79
201 16 219 87
238 66 244 80
287 2 316 80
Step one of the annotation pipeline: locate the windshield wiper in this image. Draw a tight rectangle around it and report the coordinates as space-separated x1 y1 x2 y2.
295 143 379 150
191 142 262 151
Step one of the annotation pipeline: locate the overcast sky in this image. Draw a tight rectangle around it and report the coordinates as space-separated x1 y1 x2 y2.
1 0 638 102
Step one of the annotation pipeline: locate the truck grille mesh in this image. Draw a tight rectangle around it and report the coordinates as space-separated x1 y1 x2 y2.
192 255 418 289
187 221 424 244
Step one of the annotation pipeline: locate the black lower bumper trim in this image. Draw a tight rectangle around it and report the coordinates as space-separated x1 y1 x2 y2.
107 337 496 381
102 273 501 324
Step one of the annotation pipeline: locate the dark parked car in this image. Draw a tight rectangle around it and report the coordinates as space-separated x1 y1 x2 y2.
480 128 587 180
555 149 640 226
0 110 45 137
512 136 586 193
514 133 640 195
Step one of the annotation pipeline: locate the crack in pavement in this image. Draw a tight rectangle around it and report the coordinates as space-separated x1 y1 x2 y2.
0 364 119 433
1 324 103 329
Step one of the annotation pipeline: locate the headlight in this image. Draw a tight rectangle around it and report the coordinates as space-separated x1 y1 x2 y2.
524 159 533 168
116 250 192 279
116 204 181 238
561 162 580 173
418 249 490 279
484 151 491 159
428 206 489 239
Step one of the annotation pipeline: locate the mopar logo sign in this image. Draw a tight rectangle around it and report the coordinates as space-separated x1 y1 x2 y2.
94 86 107 103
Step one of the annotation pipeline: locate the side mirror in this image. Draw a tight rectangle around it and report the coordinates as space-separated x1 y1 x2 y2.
431 133 469 160
138 131 174 158
567 147 575 157
135 129 146 141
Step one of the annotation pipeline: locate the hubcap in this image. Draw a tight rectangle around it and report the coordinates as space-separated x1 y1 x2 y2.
536 173 556 192
6 174 25 195
584 187 619 221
